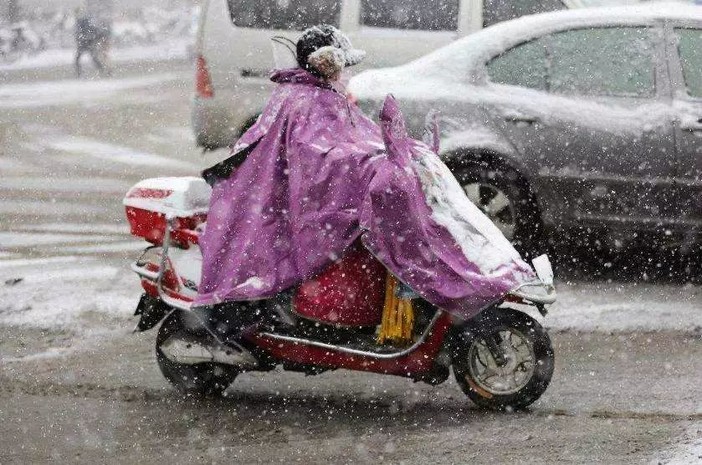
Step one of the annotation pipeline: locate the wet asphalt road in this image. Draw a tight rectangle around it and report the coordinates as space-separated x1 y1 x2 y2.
1 57 701 464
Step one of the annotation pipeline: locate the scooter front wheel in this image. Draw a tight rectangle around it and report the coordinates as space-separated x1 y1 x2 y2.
155 311 238 397
452 308 554 410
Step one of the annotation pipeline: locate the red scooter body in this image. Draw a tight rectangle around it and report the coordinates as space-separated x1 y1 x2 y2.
249 315 453 378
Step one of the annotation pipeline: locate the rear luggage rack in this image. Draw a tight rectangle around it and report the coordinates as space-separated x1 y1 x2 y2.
131 216 194 312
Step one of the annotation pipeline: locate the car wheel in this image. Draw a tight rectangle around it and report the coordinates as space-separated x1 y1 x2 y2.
455 163 542 255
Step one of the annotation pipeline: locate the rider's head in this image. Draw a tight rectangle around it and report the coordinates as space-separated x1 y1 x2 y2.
296 25 365 81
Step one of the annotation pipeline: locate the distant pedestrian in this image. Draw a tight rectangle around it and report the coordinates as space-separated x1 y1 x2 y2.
74 8 112 77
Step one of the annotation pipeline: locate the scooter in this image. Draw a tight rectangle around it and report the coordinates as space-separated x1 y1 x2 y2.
124 177 557 410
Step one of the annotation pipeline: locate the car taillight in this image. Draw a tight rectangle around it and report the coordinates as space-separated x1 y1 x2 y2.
195 55 214 98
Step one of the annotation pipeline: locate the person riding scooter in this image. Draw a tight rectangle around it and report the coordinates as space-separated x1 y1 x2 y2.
194 25 538 340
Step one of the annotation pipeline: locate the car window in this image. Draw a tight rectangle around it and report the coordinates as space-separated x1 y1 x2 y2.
486 40 547 90
548 27 656 98
483 0 566 28
227 0 341 30
675 28 702 99
360 0 459 31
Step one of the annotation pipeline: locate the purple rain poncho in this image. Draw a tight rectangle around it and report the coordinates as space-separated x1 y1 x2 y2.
195 68 537 318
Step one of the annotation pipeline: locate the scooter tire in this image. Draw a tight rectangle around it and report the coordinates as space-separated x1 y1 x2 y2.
155 311 238 398
452 307 554 411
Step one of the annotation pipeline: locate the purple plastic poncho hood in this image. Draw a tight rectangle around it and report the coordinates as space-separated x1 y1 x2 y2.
196 68 536 318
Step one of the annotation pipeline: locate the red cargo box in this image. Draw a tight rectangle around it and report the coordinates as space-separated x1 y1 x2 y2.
123 177 211 247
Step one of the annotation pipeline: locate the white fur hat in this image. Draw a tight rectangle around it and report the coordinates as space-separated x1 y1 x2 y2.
297 25 366 75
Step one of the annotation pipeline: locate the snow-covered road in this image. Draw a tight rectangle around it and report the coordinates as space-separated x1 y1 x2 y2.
0 73 182 108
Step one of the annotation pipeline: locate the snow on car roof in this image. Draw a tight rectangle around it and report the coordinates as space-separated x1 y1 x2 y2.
350 3 702 97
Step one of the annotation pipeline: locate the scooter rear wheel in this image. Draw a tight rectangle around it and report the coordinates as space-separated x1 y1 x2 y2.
452 308 554 410
156 311 238 397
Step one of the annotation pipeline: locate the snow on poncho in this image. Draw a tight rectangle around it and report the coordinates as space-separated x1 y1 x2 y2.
196 68 536 318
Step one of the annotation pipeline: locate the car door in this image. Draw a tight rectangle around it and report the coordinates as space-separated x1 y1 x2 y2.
667 22 702 232
485 24 678 231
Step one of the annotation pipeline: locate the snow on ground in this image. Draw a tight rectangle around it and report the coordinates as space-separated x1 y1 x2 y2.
0 37 191 72
58 241 144 254
15 223 129 235
0 73 180 109
146 126 196 145
0 158 30 171
0 231 122 248
546 281 702 332
0 257 140 334
47 134 199 170
0 225 133 259
653 423 702 465
1 177 132 193
0 256 81 269
0 199 108 217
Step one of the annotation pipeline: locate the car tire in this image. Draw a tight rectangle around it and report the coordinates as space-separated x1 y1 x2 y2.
454 162 543 256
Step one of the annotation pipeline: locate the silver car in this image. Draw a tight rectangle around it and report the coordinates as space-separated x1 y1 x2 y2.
349 5 702 250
